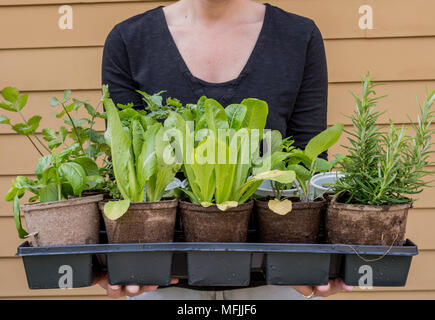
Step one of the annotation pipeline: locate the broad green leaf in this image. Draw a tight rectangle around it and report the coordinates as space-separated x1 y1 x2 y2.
1 87 19 103
314 158 333 172
268 198 293 215
63 90 72 103
0 102 16 112
240 98 268 131
104 97 139 201
225 104 247 130
0 115 10 124
104 200 131 220
14 195 28 239
287 149 312 167
253 170 296 184
84 103 97 116
50 96 61 107
59 126 68 143
137 123 160 191
304 123 344 160
11 116 42 135
287 164 311 183
204 99 229 135
16 93 28 111
39 183 60 202
131 119 145 161
73 157 99 176
86 175 105 189
42 128 58 142
58 162 87 195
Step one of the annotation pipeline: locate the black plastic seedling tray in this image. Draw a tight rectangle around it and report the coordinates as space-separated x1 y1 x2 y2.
17 240 418 289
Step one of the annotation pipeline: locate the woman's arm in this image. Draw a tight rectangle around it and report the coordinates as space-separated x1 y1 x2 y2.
287 22 328 159
102 26 144 107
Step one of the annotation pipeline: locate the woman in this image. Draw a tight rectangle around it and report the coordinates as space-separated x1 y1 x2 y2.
98 0 353 299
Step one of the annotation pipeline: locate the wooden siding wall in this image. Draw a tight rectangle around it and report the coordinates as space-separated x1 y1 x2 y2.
0 0 434 299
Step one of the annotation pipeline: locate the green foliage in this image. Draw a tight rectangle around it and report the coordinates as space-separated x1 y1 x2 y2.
1 87 110 238
102 89 180 220
165 98 296 209
335 73 435 205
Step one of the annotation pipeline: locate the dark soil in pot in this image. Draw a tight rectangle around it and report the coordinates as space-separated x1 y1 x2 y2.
255 197 327 243
21 194 103 247
179 200 253 242
99 199 178 243
326 196 410 246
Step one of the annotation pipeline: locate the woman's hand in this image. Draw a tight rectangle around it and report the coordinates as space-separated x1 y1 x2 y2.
93 273 179 299
291 278 354 298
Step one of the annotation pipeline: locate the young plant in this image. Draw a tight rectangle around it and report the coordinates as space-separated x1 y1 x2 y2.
102 86 181 220
1 87 107 238
285 123 344 202
166 98 296 211
335 74 435 205
253 124 343 215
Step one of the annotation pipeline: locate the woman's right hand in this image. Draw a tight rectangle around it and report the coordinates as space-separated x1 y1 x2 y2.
93 273 179 299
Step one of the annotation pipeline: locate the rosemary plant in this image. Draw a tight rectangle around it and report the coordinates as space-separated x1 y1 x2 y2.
335 74 435 205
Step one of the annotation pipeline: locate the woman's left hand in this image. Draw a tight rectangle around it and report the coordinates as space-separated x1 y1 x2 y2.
291 278 354 298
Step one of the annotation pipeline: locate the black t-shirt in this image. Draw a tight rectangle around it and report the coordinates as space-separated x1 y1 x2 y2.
101 3 328 152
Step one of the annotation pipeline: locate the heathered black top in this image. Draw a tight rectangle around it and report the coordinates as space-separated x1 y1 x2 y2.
101 3 328 152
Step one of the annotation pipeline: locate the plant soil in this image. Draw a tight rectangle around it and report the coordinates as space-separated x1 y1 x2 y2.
22 194 103 247
180 200 253 242
255 197 326 243
326 196 410 246
99 199 178 243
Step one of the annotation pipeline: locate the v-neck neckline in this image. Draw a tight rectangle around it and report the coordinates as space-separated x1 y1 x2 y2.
158 3 271 102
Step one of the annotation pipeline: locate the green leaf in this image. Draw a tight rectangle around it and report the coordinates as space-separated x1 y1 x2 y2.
16 93 28 111
204 99 229 135
240 98 268 131
131 119 145 161
1 87 19 103
0 115 10 124
85 175 105 189
11 116 42 135
14 195 28 239
137 123 160 191
104 97 139 201
58 162 87 195
50 96 62 107
59 126 68 143
0 102 16 112
73 157 99 176
287 164 311 183
225 104 247 130
104 200 131 220
304 123 344 160
35 155 53 179
314 158 333 172
63 90 72 103
42 128 58 142
39 183 60 202
84 103 97 116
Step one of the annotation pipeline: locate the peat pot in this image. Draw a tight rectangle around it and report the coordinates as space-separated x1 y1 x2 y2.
326 197 410 246
99 199 178 286
179 200 254 286
255 198 329 285
21 194 103 247
99 199 178 244
255 198 327 243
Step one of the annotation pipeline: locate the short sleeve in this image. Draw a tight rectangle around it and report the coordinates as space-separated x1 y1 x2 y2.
286 23 328 159
101 27 144 108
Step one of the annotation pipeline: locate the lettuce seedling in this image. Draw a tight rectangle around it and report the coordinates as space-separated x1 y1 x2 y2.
166 98 296 210
102 87 181 220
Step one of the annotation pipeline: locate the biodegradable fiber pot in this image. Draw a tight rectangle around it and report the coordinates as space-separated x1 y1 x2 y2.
326 197 410 246
21 194 103 247
255 198 326 243
180 200 253 242
100 199 178 243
